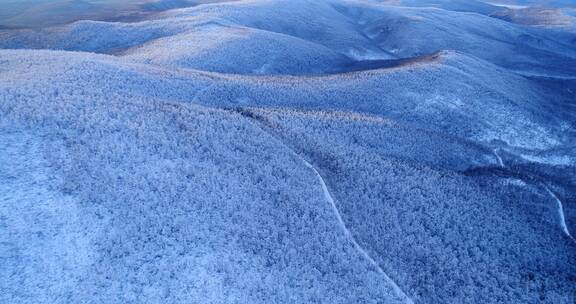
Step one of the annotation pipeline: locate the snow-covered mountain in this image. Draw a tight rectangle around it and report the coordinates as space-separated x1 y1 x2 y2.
1 0 575 303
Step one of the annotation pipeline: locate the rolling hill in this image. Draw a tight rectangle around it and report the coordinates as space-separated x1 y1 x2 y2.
1 0 575 303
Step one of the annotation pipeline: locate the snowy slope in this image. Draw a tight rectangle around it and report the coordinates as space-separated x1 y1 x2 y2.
2 0 576 76
122 25 355 75
0 129 96 303
334 1 576 76
196 51 572 151
236 107 576 303
0 52 411 304
0 0 575 303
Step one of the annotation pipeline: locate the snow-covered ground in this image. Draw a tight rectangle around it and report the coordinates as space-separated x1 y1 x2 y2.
0 0 575 303
0 129 95 303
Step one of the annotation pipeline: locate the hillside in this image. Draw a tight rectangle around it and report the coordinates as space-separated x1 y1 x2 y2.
0 0 575 303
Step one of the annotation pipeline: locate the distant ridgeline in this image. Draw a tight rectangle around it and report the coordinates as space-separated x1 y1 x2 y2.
0 0 215 29
0 0 575 29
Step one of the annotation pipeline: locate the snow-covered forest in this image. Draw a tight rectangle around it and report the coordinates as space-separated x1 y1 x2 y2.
1 0 575 303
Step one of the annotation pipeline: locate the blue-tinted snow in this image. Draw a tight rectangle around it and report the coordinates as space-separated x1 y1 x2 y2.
0 0 575 303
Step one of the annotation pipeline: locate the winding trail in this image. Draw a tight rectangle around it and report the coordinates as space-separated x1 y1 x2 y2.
235 109 414 304
544 186 576 243
493 148 504 167
299 158 414 304
492 148 575 243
